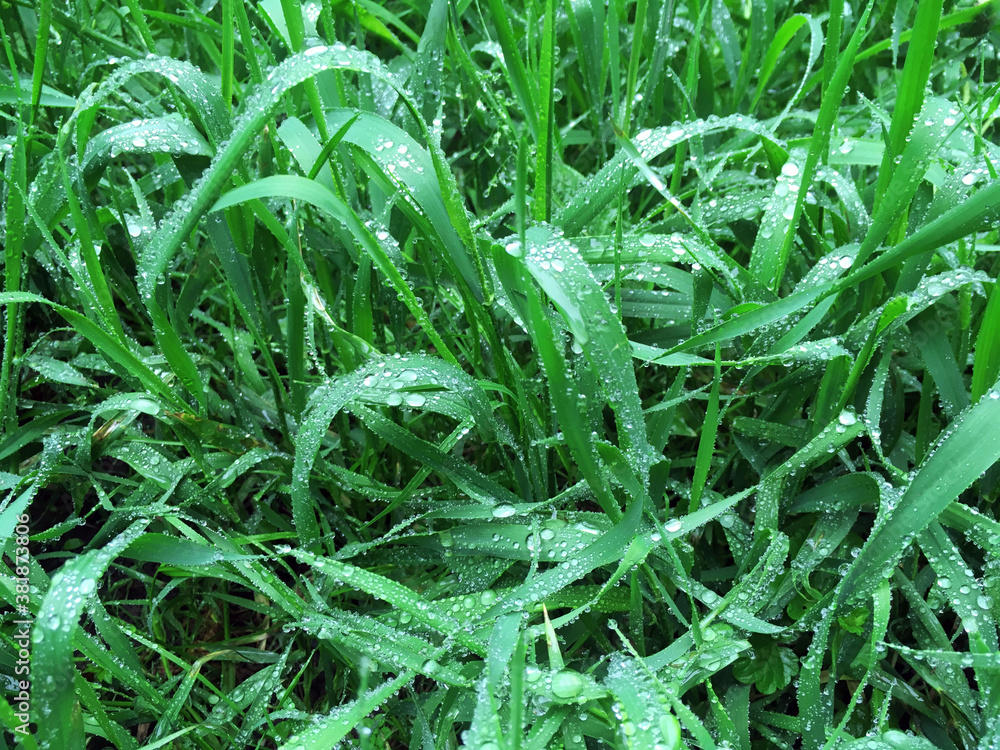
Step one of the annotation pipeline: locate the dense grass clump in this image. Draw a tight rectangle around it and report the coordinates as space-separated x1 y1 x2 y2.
2 0 1000 747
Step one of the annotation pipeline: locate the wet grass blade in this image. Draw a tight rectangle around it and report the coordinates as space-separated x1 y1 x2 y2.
521 226 653 488
486 0 538 140
33 521 149 750
277 672 414 750
752 0 874 291
533 0 556 222
873 0 944 216
210 174 456 364
838 379 1000 609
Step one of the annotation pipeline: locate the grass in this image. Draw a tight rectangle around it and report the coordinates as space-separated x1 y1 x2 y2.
1 0 1000 747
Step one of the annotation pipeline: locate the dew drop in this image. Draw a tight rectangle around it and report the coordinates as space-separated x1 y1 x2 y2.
551 670 585 699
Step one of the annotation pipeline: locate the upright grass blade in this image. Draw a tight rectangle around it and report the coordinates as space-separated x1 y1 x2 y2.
59 159 123 340
514 255 620 518
220 0 235 112
973 281 1000 402
873 0 944 217
28 0 52 129
532 0 556 222
564 0 606 134
486 0 538 140
624 0 648 128
0 109 26 462
751 0 874 292
853 97 953 272
689 344 721 513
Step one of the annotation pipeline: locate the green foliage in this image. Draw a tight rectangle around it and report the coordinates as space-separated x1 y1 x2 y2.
733 639 799 695
2 0 1000 748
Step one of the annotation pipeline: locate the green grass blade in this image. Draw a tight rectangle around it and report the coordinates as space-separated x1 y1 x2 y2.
838 377 1000 609
532 0 556 222
690 344 721 512
752 1 873 291
841 177 1000 289
0 292 185 409
0 109 26 457
873 0 944 215
973 281 1000 403
277 672 414 750
485 0 538 140
81 117 212 176
33 521 149 750
479 460 643 619
521 225 653 487
210 174 456 364
285 547 487 655
515 255 619 517
28 0 52 128
290 354 508 544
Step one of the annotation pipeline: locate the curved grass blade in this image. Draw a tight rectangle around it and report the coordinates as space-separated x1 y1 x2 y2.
351 404 522 507
838 377 1000 610
283 547 487 656
81 117 212 176
276 672 413 750
137 43 479 312
0 292 185 409
478 446 643 621
559 115 783 237
73 56 230 153
210 174 456 364
918 522 1000 715
33 520 149 750
324 109 484 300
749 15 813 112
290 355 504 545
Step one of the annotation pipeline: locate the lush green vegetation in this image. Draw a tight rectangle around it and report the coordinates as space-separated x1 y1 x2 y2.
2 0 1000 747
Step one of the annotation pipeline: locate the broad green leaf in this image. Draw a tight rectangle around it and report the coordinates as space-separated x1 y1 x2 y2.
733 641 798 694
